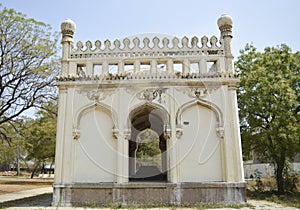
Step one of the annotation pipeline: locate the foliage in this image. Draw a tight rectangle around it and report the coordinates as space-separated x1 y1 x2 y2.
0 140 15 169
136 129 160 158
236 44 300 194
0 6 59 141
0 120 27 174
21 101 57 177
253 169 264 192
0 101 57 176
135 129 162 169
282 164 298 193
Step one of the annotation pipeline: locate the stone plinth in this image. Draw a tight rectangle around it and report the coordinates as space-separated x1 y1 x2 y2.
52 182 246 206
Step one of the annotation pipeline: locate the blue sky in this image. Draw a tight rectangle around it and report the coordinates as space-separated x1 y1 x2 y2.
2 0 300 57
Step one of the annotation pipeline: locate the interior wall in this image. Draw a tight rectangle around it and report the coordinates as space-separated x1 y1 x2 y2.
73 108 117 183
179 105 222 182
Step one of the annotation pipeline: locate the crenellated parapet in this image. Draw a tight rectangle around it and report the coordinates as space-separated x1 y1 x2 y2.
59 14 237 83
71 35 223 58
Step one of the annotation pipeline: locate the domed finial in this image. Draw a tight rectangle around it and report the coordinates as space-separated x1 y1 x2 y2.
217 14 233 37
61 19 76 42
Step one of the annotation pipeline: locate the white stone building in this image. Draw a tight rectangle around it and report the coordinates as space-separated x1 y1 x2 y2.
52 14 246 206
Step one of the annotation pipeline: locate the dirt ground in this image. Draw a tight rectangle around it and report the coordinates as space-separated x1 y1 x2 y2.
0 176 53 195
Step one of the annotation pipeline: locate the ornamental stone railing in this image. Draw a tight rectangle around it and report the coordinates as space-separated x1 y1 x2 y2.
58 14 236 82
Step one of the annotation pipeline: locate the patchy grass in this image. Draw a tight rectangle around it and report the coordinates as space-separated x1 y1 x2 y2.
247 190 300 208
246 175 300 208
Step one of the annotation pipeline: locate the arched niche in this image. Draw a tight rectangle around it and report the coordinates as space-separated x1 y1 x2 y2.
176 98 224 182
176 98 224 139
73 101 117 140
73 101 118 183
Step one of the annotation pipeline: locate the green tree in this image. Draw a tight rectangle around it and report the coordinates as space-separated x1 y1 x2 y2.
22 101 57 178
0 6 58 141
0 140 15 170
136 129 160 158
0 119 26 175
236 44 300 194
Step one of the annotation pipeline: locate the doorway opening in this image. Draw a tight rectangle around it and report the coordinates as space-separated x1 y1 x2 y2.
129 104 168 182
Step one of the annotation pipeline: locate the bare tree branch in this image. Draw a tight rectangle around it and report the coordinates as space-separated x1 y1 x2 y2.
0 6 59 131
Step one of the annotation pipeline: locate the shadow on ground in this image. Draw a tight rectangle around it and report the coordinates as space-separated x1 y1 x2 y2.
0 193 52 208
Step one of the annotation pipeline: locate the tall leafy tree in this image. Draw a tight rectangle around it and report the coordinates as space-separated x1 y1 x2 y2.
0 137 16 171
22 101 57 178
0 119 27 175
0 6 58 141
236 44 300 194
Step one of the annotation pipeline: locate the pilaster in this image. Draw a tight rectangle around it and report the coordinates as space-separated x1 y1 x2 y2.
54 86 68 184
222 85 244 182
169 87 179 183
228 86 244 181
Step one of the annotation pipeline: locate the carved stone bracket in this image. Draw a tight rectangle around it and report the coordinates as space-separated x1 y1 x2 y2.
73 128 80 140
177 86 220 100
216 126 224 139
112 127 119 139
112 127 131 140
136 88 168 103
163 124 171 139
124 129 131 140
87 90 106 101
194 88 209 99
176 126 183 139
77 88 115 101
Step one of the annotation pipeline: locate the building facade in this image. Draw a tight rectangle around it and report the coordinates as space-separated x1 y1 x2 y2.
52 14 246 206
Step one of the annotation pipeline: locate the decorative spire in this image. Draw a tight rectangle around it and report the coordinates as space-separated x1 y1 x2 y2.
217 14 233 38
61 19 76 43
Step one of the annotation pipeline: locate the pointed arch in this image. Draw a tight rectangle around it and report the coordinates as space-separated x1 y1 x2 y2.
176 98 224 138
128 102 169 181
127 101 170 131
73 102 117 138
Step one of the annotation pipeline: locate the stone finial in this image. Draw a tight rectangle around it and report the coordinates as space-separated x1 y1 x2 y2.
217 14 233 38
61 19 76 42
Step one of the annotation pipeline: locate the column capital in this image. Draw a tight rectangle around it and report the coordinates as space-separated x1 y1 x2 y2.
113 128 131 140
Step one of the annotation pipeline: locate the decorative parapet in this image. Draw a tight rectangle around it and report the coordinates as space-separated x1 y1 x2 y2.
59 15 237 81
71 35 223 59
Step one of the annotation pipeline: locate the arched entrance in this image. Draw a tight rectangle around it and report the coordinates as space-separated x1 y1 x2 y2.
129 104 168 182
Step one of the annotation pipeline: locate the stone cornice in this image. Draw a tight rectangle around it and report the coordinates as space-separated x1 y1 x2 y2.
56 76 240 89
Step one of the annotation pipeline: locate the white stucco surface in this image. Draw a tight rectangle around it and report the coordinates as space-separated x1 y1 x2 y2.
179 106 222 182
74 108 117 183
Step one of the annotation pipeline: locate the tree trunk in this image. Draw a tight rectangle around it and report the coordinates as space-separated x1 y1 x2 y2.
16 157 20 176
49 162 53 175
30 161 40 179
275 161 285 195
